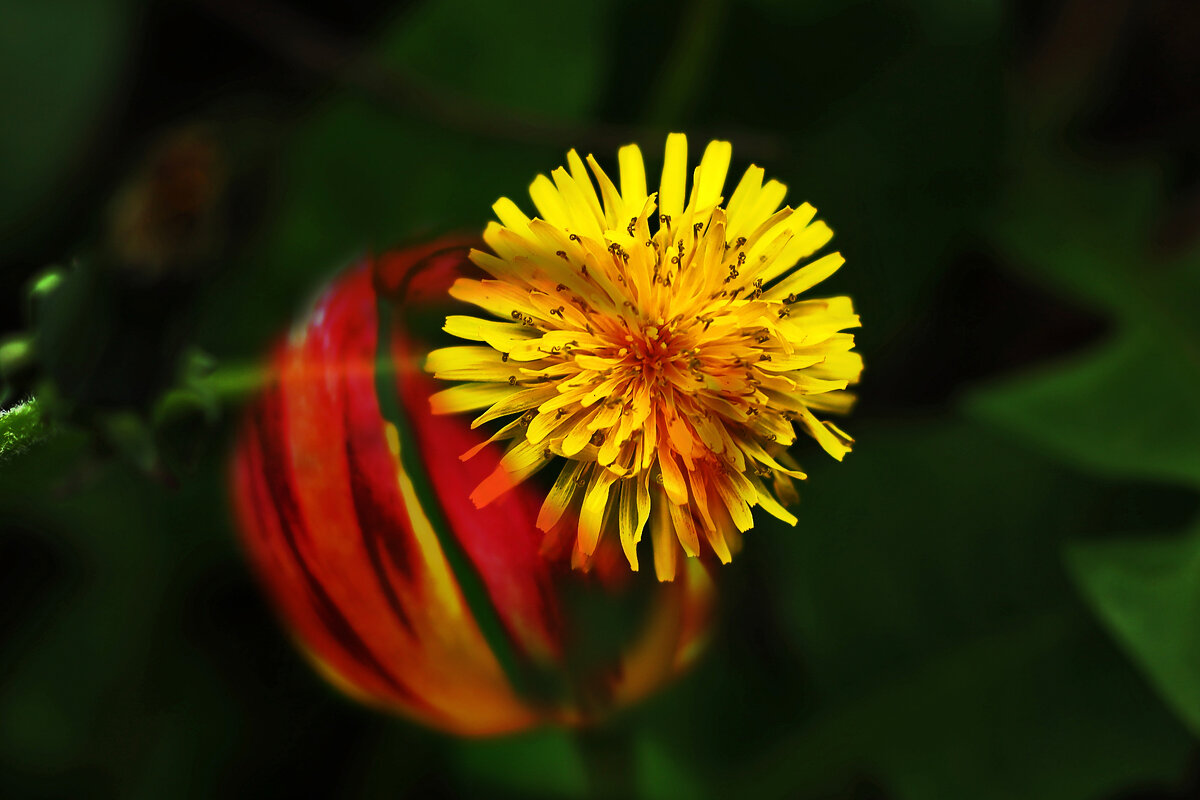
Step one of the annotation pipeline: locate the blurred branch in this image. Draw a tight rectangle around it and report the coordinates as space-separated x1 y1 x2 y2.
191 0 783 160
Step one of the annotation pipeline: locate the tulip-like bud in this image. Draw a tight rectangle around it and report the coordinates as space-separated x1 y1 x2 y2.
230 241 715 736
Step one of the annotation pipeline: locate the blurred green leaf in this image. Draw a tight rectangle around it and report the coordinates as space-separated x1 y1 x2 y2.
0 435 207 791
385 0 606 121
0 0 138 250
634 733 705 800
741 607 1186 800
451 729 587 799
768 420 1126 695
985 151 1163 315
985 144 1200 341
1068 522 1200 740
634 418 1193 799
968 142 1200 487
967 327 1200 488
966 116 1200 748
0 430 378 798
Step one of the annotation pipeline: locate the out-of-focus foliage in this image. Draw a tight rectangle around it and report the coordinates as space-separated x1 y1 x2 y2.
967 129 1200 749
195 0 613 359
962 40 1200 741
2 0 1199 798
0 0 139 253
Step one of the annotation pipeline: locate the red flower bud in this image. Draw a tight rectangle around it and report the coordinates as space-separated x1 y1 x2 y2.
230 240 715 735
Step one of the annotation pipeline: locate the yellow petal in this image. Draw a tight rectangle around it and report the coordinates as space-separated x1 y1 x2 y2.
618 143 647 207
651 497 677 581
537 460 588 532
658 133 688 223
586 153 626 228
471 383 560 427
666 499 700 558
578 467 617 557
566 150 605 226
617 478 641 570
425 346 522 382
743 179 787 231
561 412 598 456
703 503 735 563
763 221 834 282
725 165 764 235
657 446 688 505
763 252 845 302
492 196 532 236
690 139 731 211
752 477 798 526
529 173 570 227
443 315 536 353
712 474 754 532
471 440 549 508
804 389 858 415
796 405 851 460
552 166 603 238
429 383 514 415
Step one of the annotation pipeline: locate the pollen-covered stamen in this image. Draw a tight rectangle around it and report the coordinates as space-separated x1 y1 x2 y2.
429 134 862 580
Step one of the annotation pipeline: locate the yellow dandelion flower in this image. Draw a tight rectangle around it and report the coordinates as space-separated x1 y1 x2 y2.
427 133 863 580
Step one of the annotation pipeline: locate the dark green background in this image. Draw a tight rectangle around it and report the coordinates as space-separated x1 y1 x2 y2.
3 0 1200 797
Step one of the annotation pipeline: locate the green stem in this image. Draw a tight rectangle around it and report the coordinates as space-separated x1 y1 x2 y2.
201 361 273 399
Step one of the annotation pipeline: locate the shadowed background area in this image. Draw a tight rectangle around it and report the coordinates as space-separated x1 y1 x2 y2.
2 0 1200 797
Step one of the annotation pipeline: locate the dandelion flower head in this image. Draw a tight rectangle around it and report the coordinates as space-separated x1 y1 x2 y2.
428 134 863 580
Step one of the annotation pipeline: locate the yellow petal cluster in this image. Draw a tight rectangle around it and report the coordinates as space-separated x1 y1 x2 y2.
428 134 862 580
